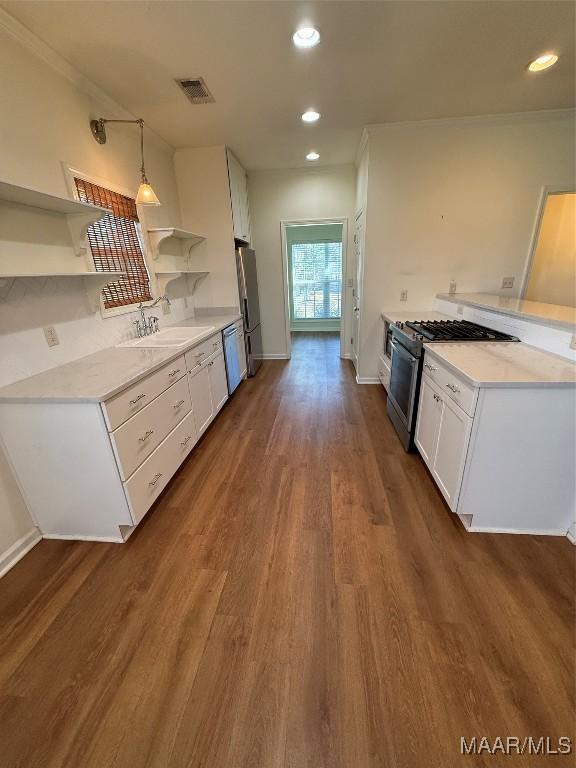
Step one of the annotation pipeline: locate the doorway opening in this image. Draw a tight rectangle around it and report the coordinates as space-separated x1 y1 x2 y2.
281 219 348 359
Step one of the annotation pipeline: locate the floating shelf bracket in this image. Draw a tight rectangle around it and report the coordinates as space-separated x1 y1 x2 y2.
154 270 209 296
147 228 206 261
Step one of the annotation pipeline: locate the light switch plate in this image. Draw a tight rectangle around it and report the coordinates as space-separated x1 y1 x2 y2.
400 289 408 302
43 326 59 347
449 280 457 294
346 278 354 288
162 301 171 315
501 276 515 289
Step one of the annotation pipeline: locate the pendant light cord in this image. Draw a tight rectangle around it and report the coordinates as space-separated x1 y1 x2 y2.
138 119 147 184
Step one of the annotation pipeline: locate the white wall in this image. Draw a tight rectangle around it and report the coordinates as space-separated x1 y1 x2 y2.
0 21 189 565
359 110 575 379
248 165 356 357
173 146 240 311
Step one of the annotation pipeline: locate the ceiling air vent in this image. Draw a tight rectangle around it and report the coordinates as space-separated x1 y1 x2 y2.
176 77 215 104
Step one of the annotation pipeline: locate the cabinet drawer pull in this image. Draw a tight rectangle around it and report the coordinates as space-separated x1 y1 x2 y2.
173 399 185 409
424 363 437 372
445 383 460 393
139 429 154 442
169 368 181 377
433 393 440 402
148 472 163 487
181 435 193 447
212 342 219 349
129 393 146 405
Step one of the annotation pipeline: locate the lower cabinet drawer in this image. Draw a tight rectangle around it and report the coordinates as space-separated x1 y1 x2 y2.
110 376 191 481
103 355 186 430
378 354 391 392
184 333 223 372
123 410 198 525
422 353 477 416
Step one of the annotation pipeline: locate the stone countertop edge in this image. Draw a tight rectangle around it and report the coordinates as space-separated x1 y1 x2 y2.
423 343 576 389
0 313 242 405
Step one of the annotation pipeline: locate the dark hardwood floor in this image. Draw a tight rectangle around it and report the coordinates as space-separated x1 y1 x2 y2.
0 332 573 767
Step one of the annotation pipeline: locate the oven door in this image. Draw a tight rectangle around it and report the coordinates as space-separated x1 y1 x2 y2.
388 339 420 430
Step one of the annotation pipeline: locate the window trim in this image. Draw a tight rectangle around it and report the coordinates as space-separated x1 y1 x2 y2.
62 164 156 318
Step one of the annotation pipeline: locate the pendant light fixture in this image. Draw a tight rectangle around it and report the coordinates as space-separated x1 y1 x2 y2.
89 117 161 206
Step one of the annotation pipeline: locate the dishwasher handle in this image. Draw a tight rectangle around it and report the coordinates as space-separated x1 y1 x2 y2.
223 326 238 338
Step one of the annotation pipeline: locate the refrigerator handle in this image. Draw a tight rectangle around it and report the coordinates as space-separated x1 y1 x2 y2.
243 298 250 329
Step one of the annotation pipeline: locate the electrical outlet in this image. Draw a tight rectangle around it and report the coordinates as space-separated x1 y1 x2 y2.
570 334 576 350
501 276 515 289
346 277 354 288
449 280 457 295
457 304 464 316
162 301 171 315
400 289 408 302
43 326 59 347
183 296 188 309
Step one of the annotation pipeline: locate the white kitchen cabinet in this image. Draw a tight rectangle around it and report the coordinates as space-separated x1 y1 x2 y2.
187 347 229 438
0 328 235 543
415 375 472 509
209 351 229 413
415 377 441 465
226 149 251 243
431 392 472 508
188 359 214 437
415 348 575 535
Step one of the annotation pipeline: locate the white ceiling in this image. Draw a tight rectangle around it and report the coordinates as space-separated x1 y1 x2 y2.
2 1 574 170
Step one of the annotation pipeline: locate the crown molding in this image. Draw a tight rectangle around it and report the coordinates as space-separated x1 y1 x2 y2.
365 108 576 135
0 7 174 154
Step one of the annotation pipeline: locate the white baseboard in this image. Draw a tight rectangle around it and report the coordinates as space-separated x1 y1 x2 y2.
42 533 124 543
467 524 570 537
567 523 576 545
0 527 42 579
355 375 380 384
260 354 289 360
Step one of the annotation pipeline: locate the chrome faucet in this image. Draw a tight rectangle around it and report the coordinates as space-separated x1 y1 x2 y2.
134 295 171 337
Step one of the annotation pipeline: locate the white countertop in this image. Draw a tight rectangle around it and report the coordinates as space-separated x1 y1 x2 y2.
424 342 576 388
0 313 241 404
436 293 575 330
381 309 452 323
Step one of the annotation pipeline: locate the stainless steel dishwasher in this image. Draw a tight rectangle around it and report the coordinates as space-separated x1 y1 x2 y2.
222 325 242 395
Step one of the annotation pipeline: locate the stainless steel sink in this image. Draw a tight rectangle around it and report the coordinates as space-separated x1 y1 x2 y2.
117 326 216 349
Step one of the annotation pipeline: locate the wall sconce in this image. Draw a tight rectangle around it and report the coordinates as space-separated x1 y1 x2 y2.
89 117 161 206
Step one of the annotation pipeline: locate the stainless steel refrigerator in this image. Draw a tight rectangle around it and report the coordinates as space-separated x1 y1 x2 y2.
236 246 263 376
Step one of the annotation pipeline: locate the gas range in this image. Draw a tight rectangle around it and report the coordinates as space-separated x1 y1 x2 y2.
387 318 519 451
392 319 519 357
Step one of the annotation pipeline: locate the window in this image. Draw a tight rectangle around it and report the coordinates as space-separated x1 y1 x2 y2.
74 178 152 309
290 240 342 320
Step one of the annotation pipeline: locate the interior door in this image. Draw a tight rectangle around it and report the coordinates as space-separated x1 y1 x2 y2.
208 352 229 413
188 363 214 437
352 211 364 371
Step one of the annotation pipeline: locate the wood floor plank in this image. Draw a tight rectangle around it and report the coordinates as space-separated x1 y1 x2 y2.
0 332 573 767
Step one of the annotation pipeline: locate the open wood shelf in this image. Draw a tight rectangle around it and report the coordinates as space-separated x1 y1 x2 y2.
147 227 206 260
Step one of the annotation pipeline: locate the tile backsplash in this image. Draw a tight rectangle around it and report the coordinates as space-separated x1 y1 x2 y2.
0 276 198 387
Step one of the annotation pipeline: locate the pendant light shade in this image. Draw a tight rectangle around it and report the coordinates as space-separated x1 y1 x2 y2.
136 182 161 206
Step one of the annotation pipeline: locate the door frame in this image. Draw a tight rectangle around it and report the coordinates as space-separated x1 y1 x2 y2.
280 217 349 359
519 184 575 299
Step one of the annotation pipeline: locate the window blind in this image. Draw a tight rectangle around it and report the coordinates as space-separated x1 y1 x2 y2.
290 241 342 320
74 178 152 309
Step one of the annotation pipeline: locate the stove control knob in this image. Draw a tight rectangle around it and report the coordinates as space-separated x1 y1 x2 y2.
416 334 424 340
396 321 404 328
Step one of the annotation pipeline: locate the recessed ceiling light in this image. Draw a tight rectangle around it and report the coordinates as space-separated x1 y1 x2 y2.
306 151 320 161
293 27 320 49
528 52 559 72
302 110 320 123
